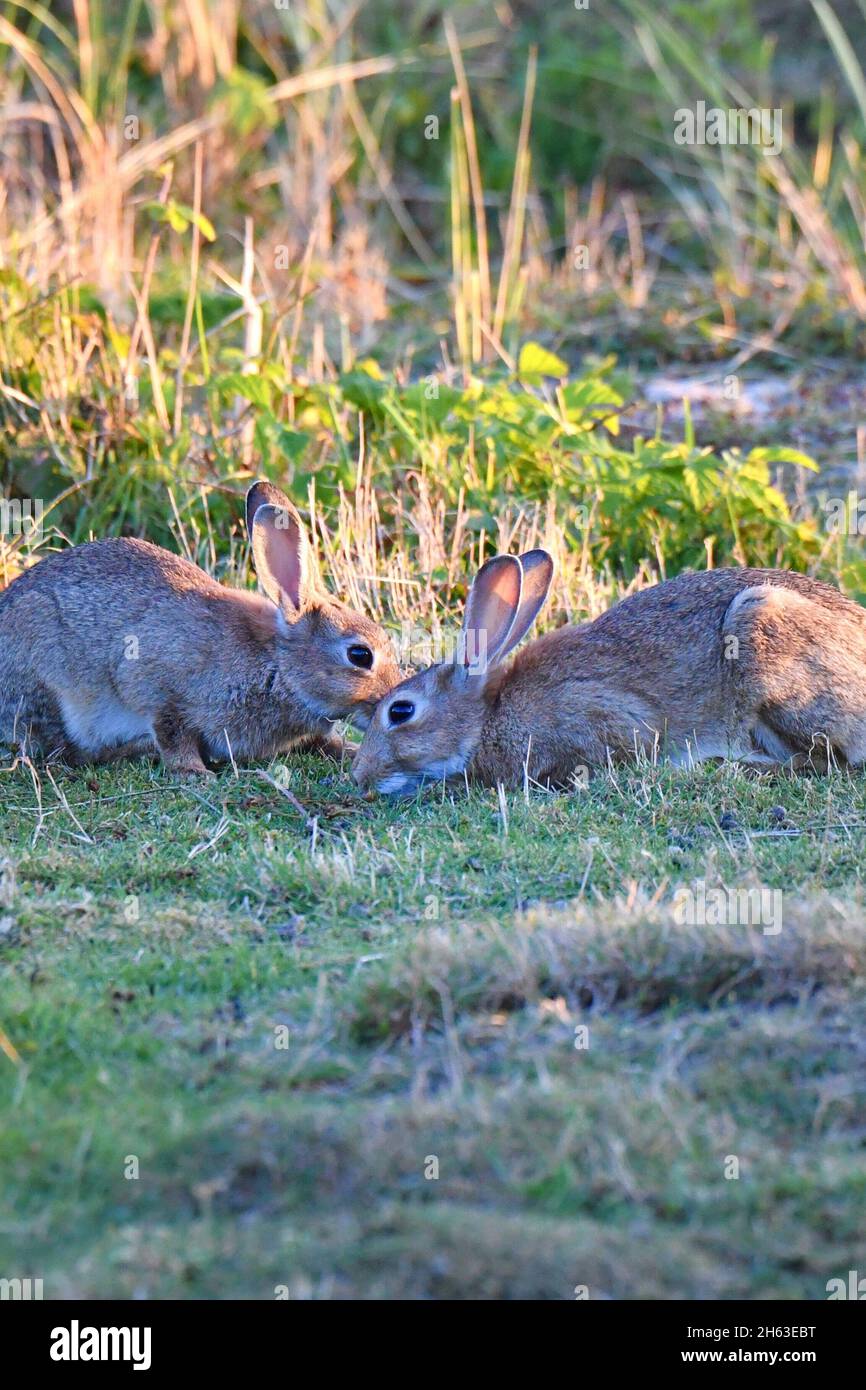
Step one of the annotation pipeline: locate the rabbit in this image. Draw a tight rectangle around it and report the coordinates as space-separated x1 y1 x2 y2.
352 552 866 795
0 480 401 775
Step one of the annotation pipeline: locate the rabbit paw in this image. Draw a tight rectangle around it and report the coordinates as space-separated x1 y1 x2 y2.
154 711 213 778
164 756 215 780
292 731 348 762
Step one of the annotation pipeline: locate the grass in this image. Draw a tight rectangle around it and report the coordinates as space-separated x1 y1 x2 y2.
2 753 866 1298
3 1 866 1301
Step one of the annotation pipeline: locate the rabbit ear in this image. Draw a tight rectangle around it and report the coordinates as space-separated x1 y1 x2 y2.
245 479 293 541
497 549 554 658
249 499 310 613
460 554 523 673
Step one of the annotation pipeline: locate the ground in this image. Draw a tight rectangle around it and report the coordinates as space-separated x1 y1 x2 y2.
2 0 866 1307
1 752 864 1299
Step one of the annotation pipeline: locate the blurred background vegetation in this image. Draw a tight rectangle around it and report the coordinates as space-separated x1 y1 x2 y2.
6 5 866 1305
1 0 865 614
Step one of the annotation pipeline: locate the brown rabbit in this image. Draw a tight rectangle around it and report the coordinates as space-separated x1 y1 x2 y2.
352 553 866 795
0 481 400 775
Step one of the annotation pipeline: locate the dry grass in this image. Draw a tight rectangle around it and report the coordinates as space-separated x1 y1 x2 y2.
3 1 866 1302
347 890 866 1042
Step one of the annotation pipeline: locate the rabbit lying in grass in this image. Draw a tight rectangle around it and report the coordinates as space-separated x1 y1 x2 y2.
0 481 400 775
352 551 866 795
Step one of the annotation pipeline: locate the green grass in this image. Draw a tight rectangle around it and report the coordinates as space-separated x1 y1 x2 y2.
3 0 866 1304
2 752 865 1298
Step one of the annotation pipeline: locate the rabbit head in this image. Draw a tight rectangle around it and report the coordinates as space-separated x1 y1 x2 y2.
246 481 400 727
353 549 554 794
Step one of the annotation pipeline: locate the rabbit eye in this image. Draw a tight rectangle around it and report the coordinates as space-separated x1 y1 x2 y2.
388 700 415 726
347 644 373 669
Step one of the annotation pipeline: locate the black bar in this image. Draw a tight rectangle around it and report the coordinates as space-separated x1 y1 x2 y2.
5 1298 864 1375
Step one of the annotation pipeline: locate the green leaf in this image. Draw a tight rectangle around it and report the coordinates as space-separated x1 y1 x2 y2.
517 341 569 380
339 370 387 415
746 446 819 472
143 199 215 240
399 383 463 425
354 357 386 381
143 200 181 231
273 423 311 462
214 70 279 139
172 204 216 242
216 372 273 408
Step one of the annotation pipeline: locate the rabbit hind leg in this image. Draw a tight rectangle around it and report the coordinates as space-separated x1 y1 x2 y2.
154 706 211 777
724 584 866 767
0 681 70 761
